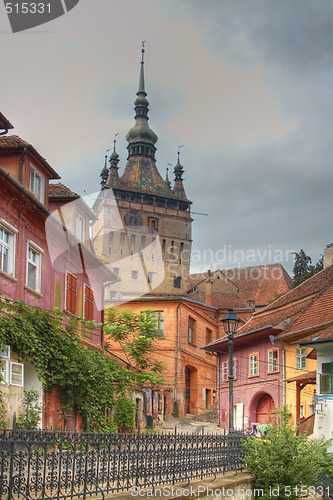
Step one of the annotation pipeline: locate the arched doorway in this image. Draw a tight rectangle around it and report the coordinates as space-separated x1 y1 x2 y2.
256 394 275 424
185 365 198 415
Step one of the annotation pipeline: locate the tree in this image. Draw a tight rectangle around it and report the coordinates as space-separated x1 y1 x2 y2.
104 308 164 377
242 407 330 500
292 249 323 288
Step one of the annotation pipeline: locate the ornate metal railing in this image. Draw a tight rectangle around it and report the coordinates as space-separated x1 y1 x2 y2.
0 428 246 500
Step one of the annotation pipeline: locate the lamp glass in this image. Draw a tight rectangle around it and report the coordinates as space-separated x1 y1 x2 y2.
221 309 240 335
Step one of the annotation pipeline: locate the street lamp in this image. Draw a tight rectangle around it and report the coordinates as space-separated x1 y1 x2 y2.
221 309 241 433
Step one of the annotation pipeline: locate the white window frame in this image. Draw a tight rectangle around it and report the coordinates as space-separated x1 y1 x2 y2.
221 359 237 381
26 241 43 293
10 362 24 387
0 358 9 384
29 164 44 203
0 219 17 276
296 347 306 370
222 361 228 381
249 353 259 376
268 349 279 373
76 212 85 241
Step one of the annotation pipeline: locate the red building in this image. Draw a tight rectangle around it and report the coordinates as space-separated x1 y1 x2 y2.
0 130 115 429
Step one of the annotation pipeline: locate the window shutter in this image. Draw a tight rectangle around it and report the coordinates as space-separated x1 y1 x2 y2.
320 362 332 395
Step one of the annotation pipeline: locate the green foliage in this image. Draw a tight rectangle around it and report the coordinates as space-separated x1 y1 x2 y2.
113 395 137 429
0 297 145 430
242 407 329 499
17 389 41 429
0 390 7 428
104 308 165 377
292 249 323 288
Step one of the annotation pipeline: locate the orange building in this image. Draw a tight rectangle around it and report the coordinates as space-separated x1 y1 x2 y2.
106 296 220 420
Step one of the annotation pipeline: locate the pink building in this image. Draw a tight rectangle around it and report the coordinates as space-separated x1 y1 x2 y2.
0 128 115 429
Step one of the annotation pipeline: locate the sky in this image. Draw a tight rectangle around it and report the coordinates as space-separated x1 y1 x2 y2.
1 0 332 275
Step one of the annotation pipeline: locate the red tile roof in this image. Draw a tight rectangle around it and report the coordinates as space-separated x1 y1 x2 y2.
0 135 60 179
238 264 333 337
49 182 80 199
300 324 333 344
188 264 292 309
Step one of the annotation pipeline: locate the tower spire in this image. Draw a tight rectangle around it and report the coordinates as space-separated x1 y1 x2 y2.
126 42 158 161
105 134 120 187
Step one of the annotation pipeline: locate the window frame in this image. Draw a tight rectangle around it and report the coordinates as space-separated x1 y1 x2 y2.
188 316 196 345
10 361 24 387
83 284 94 321
65 271 77 315
267 348 279 373
249 352 259 377
320 362 333 395
221 359 237 381
26 241 43 293
76 212 85 241
0 219 17 277
29 164 44 203
296 347 307 370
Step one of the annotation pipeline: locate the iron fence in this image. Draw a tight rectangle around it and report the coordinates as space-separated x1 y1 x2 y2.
0 428 246 500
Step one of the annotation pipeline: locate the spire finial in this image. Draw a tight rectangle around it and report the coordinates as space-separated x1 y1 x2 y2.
113 132 119 153
141 40 146 63
165 163 172 187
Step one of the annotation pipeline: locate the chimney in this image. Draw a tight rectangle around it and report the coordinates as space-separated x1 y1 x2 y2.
205 270 213 306
323 243 333 269
247 300 255 311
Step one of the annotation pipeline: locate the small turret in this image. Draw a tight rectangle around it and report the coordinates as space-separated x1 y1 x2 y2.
100 155 109 188
173 148 188 200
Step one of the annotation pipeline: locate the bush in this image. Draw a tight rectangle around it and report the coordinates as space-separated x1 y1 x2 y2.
17 389 42 430
113 396 137 429
242 407 329 500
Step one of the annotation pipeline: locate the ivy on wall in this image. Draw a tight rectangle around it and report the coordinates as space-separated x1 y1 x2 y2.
0 296 163 430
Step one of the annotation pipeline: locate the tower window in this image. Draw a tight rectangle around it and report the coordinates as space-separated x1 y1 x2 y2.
148 217 158 232
173 276 181 289
179 242 184 264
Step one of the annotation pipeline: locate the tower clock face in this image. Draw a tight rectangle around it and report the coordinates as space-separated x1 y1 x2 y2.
124 211 143 227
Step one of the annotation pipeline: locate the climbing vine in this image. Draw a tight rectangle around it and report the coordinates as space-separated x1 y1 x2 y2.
0 296 162 430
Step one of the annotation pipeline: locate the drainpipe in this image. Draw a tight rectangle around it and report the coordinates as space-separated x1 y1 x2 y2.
18 147 28 184
174 299 183 417
216 354 220 425
282 347 286 406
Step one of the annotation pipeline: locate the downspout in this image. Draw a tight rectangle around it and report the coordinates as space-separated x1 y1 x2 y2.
216 353 220 425
18 147 28 184
174 299 183 417
282 347 286 406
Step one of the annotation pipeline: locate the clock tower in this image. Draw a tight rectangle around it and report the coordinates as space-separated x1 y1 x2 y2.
93 46 192 302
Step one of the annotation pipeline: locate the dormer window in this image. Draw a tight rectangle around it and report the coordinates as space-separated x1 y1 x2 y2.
29 165 44 203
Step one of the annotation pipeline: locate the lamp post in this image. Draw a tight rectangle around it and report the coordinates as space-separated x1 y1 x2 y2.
221 309 241 433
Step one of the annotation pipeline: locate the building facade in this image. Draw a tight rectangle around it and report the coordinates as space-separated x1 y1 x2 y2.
0 131 115 429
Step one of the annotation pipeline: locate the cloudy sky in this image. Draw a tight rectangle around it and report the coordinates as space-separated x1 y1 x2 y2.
1 0 332 275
